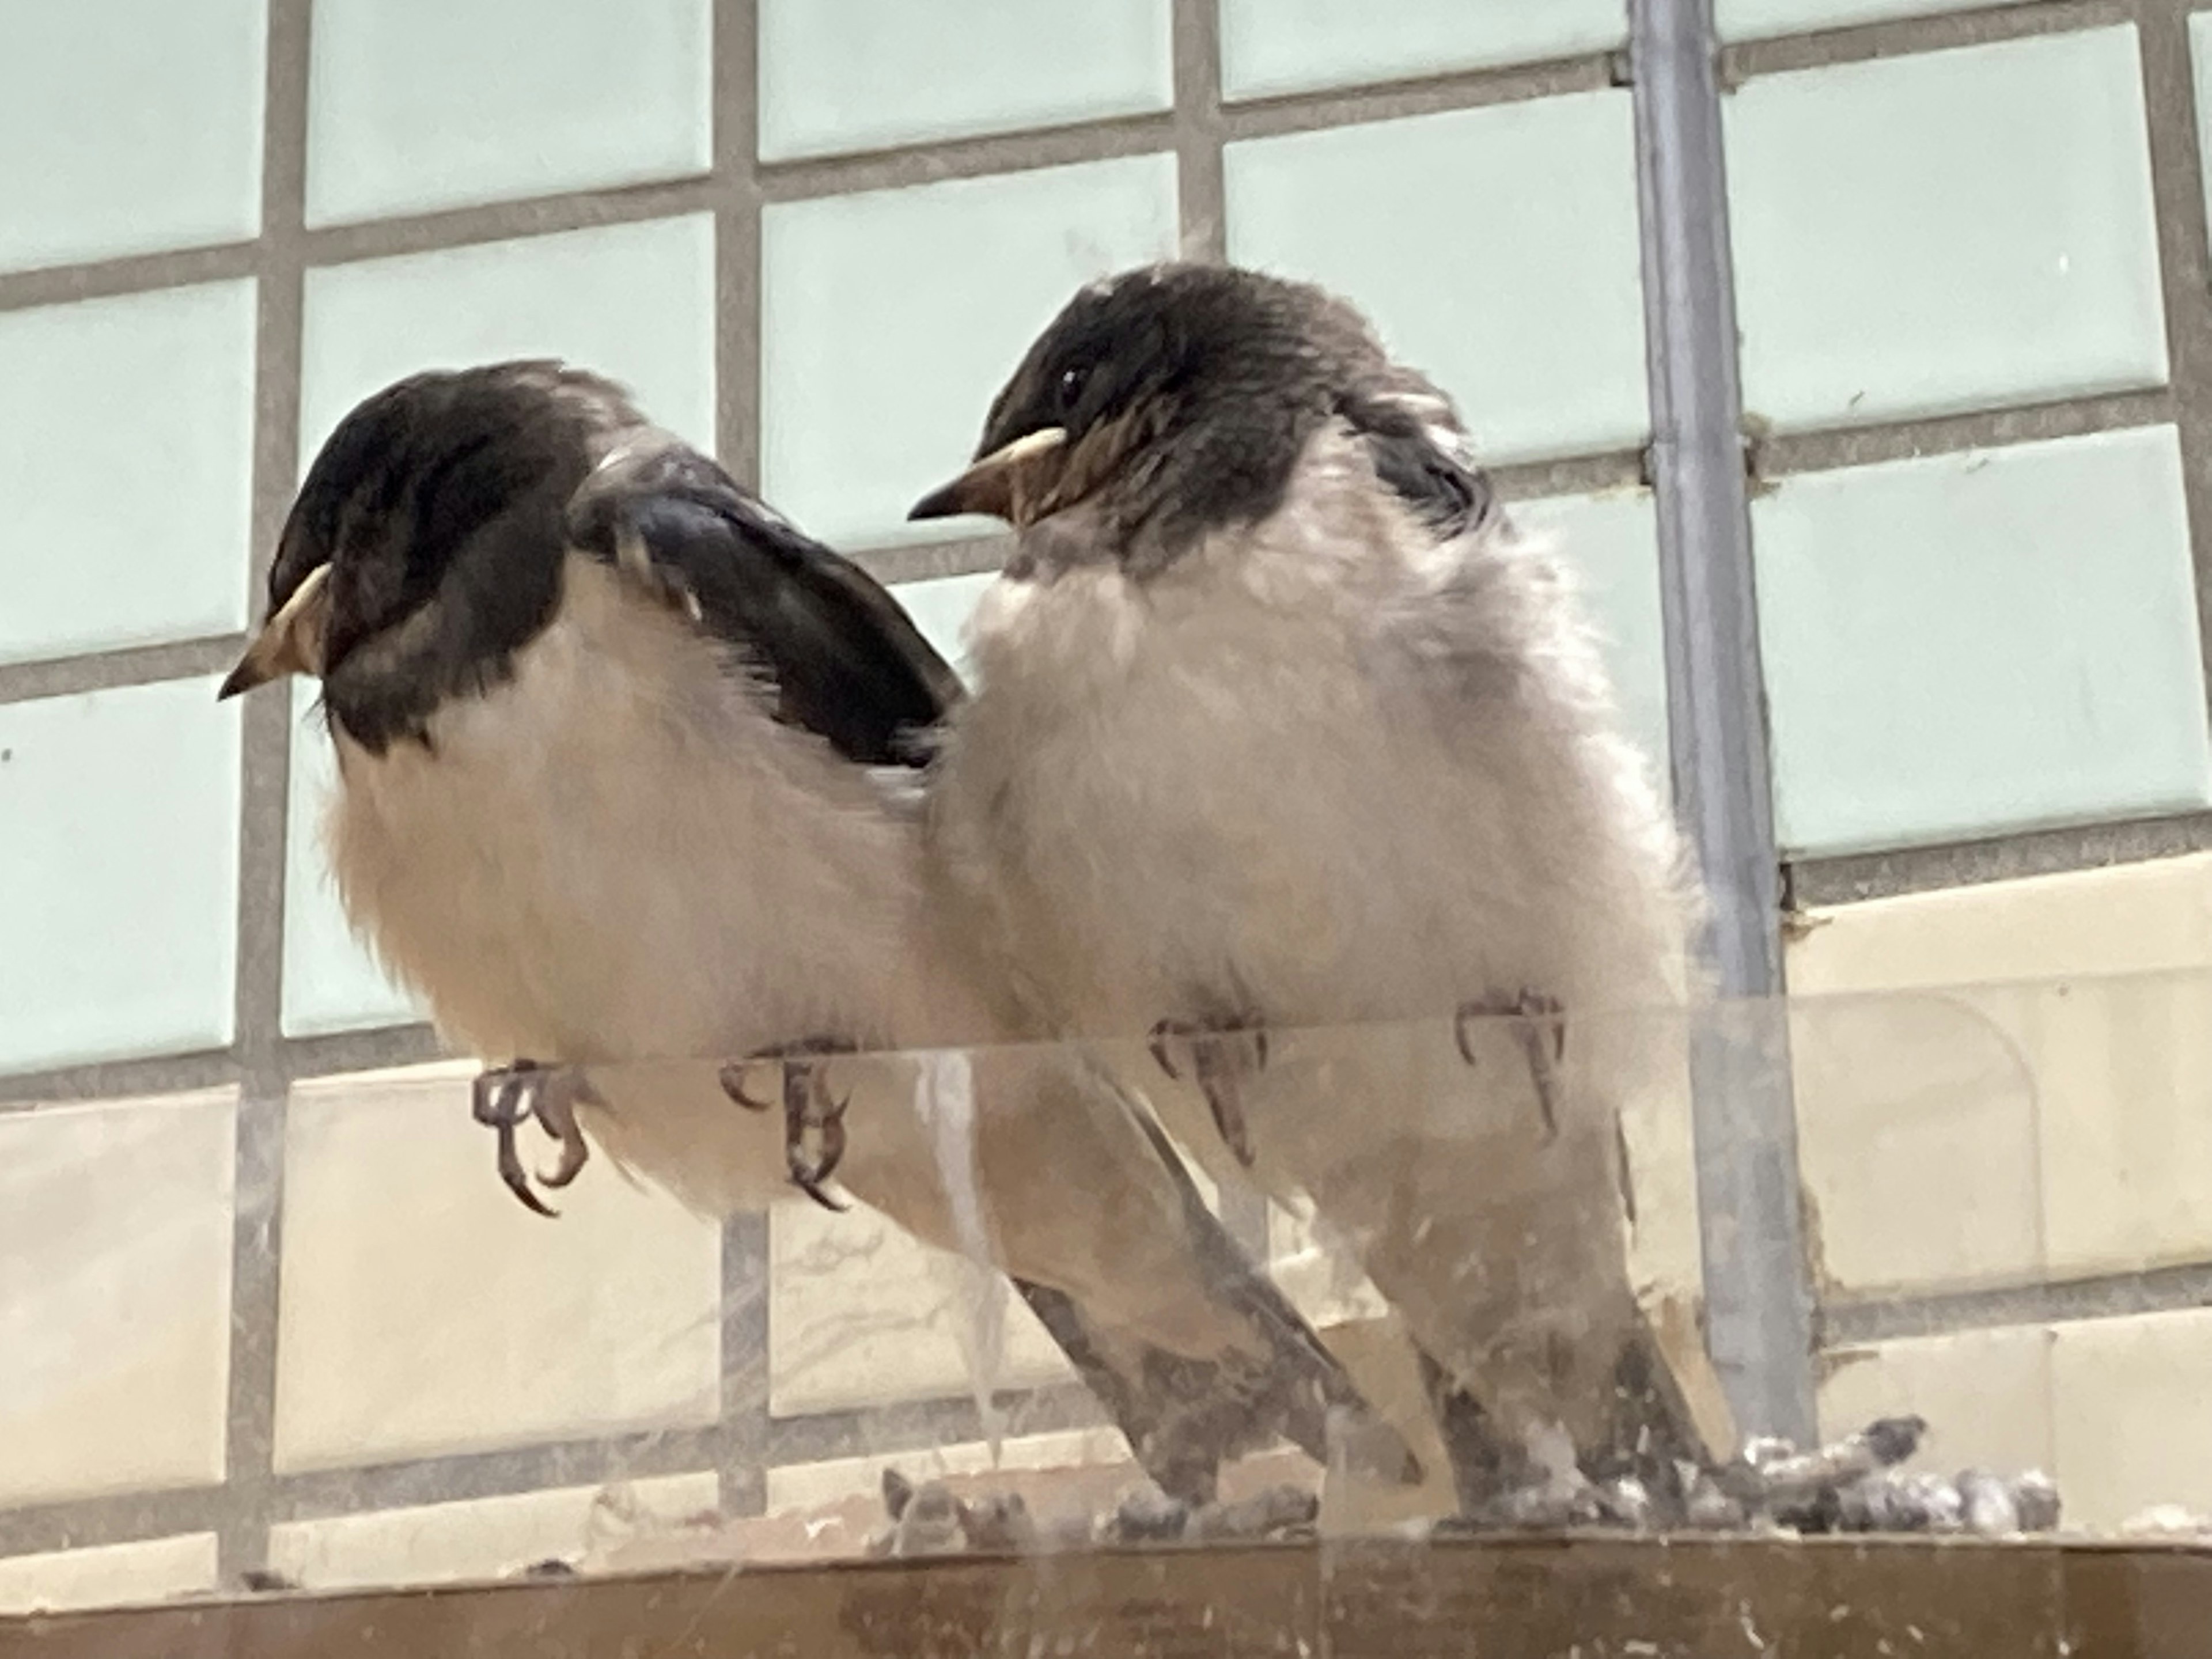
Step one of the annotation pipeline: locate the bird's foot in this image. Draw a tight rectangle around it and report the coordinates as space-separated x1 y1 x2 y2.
1147 1013 1268 1166
720 1037 857 1212
1455 990 1566 1139
471 1060 599 1218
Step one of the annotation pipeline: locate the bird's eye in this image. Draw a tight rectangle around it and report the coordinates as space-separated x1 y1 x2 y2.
1055 365 1086 414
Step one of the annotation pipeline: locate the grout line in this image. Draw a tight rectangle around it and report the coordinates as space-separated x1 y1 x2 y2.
1719 0 2125 84
763 1383 1107 1469
2128 0 2212 773
1789 810 2212 907
277 1023 448 1078
0 638 247 707
854 533 1013 588
0 1383 1104 1562
760 114 1180 203
0 1488 234 1566
1748 389 2176 481
0 242 263 315
213 0 314 1588
713 0 763 488
0 1051 241 1110
717 1214 772 1517
1823 1260 2212 1347
1491 449 1650 502
1218 52 1620 143
0 53 1635 323
301 175 718 269
266 1429 730 1524
1171 0 1228 260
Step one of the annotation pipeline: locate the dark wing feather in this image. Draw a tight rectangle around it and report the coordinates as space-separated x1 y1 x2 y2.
1339 387 1495 543
568 440 964 766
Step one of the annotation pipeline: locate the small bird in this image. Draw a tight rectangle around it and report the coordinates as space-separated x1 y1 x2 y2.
914 264 1734 1515
217 359 1408 1506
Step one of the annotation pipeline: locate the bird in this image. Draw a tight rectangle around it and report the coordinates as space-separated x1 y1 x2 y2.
911 263 1736 1517
215 359 1412 1508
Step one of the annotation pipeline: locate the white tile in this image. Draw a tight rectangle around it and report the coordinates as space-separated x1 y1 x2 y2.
1728 26 2166 432
1754 427 2210 857
1788 858 2212 1285
0 1092 234 1507
768 1196 1070 1418
0 283 257 665
1221 0 1625 101
281 680 425 1038
1789 982 2046 1294
2051 1310 2212 1531
760 156 1179 550
306 0 710 226
300 215 717 467
1719 0 2016 39
267 1472 718 1589
0 0 264 271
0 1534 219 1616
759 0 1170 161
0 679 241 1074
1226 92 1647 465
274 1065 721 1471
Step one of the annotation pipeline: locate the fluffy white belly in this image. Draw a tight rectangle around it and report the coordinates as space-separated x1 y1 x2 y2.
324 560 912 1067
949 577 1566 1043
320 561 922 1213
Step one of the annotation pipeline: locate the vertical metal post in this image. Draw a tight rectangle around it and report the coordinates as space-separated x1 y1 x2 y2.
1630 0 1817 1443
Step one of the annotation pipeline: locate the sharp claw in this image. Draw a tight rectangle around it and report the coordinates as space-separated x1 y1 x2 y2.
808 1077 851 1188
540 1118 590 1189
1147 1019 1185 1081
531 1077 594 1189
1207 1081 1256 1167
474 1060 593 1217
725 1039 861 1207
1153 1013 1265 1162
1191 1047 1256 1168
1455 994 1565 1142
719 1059 777 1112
1453 1008 1479 1067
493 1116 559 1218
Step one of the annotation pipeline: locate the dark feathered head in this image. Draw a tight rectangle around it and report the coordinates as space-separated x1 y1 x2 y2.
910 263 1484 569
219 361 644 748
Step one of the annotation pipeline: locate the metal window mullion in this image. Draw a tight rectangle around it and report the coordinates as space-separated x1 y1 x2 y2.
1630 0 1816 1445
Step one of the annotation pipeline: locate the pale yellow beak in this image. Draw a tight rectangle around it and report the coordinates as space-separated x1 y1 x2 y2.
218 563 332 699
908 426 1069 527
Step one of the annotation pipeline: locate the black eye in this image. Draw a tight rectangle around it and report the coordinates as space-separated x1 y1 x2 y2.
1054 365 1086 416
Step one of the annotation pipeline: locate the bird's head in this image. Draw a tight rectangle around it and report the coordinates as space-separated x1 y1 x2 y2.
908 263 1406 569
218 361 642 749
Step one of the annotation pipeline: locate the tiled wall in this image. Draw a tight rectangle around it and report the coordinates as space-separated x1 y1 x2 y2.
7 0 2212 1605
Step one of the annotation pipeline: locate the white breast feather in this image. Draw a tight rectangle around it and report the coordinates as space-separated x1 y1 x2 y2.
932 423 1712 1454
321 556 1271 1361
